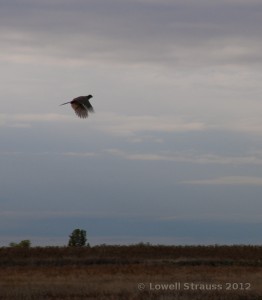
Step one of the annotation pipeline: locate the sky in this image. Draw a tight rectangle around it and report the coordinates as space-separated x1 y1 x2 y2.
1 0 262 246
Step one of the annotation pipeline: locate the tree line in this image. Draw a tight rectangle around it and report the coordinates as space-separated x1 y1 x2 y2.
8 228 88 248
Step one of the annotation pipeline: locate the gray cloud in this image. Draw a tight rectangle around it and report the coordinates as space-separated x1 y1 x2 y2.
1 0 262 68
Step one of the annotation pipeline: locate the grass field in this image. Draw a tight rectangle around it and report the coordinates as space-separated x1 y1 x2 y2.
0 245 261 299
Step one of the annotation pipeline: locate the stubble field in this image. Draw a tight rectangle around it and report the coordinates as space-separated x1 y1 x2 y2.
0 245 261 299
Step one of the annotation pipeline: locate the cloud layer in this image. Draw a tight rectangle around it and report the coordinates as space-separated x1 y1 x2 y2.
1 0 262 245
1 0 262 68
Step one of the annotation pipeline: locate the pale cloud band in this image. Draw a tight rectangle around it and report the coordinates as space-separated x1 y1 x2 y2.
182 176 262 186
2 112 262 136
105 149 262 166
0 112 206 135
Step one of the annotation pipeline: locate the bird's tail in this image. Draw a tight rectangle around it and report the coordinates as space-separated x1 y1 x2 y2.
60 101 71 106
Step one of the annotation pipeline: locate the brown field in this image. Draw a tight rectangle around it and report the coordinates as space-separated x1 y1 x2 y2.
0 245 261 299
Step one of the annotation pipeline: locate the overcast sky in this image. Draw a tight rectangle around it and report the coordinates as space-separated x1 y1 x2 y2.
1 0 262 246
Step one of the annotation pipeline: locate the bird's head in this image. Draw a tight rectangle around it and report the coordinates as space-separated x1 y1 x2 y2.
87 94 93 99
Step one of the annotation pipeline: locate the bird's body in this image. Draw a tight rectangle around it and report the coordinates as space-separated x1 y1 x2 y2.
60 95 94 118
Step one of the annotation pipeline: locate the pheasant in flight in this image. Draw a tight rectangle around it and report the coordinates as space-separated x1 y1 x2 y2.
60 95 94 118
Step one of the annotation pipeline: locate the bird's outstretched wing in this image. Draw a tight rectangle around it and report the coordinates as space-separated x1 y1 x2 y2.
84 100 94 113
76 96 94 113
71 101 88 118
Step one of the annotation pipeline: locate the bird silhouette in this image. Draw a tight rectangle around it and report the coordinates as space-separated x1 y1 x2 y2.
60 95 94 118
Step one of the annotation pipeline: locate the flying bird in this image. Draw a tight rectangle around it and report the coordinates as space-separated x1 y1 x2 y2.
60 95 94 118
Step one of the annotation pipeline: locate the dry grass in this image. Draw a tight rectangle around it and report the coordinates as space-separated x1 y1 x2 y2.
0 245 261 299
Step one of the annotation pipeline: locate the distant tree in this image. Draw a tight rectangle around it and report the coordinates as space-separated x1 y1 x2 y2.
136 242 151 247
68 229 87 247
19 240 31 248
9 240 31 248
